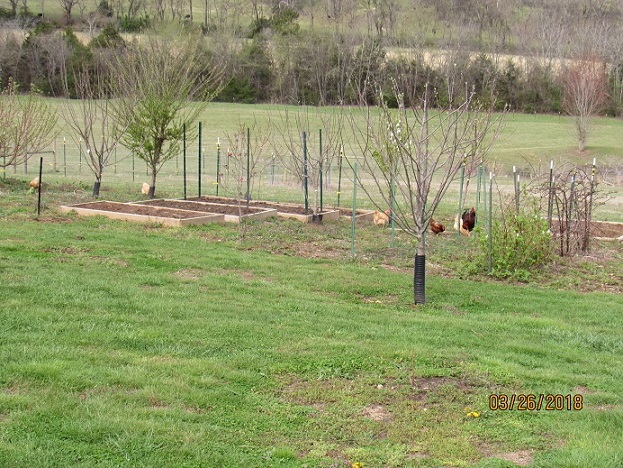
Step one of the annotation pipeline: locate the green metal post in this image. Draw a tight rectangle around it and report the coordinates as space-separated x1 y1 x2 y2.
303 131 309 215
183 123 187 199
216 137 221 196
513 165 519 211
457 158 465 237
79 138 82 174
63 137 66 177
37 157 43 216
488 172 493 274
351 162 358 257
246 127 251 209
337 145 344 207
198 122 202 198
547 160 554 229
319 129 323 212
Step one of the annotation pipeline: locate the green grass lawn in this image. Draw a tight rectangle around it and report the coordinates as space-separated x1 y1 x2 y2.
1 190 622 466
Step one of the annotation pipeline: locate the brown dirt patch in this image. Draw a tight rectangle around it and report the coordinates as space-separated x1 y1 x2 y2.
361 404 392 421
191 196 333 215
491 450 533 466
139 199 268 215
74 201 205 219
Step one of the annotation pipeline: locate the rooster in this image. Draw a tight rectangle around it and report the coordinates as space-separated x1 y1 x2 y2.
457 207 476 236
430 218 445 234
373 209 390 227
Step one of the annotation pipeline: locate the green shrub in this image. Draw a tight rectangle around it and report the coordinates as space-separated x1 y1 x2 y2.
474 199 552 281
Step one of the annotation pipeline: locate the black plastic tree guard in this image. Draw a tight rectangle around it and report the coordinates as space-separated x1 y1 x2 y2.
414 254 426 304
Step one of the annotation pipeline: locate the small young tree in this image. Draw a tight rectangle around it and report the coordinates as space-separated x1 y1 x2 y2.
561 55 608 152
60 61 127 197
353 83 501 304
0 79 57 176
112 30 225 198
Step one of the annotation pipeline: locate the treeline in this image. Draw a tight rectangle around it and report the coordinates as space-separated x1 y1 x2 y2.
1 8 622 116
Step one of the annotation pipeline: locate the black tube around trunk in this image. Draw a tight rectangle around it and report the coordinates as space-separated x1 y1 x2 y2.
148 186 155 199
92 181 101 198
414 254 426 305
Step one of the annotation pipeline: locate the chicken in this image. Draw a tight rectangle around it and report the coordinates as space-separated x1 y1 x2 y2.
29 177 41 189
373 209 390 227
460 207 476 236
430 218 445 234
141 182 150 195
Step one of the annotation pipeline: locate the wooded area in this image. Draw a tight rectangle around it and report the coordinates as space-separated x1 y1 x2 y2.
1 0 622 114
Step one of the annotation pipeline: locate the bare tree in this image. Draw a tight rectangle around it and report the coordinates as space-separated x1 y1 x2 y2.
271 106 345 215
60 60 127 197
561 54 608 152
0 79 57 175
58 0 79 23
352 83 501 304
112 30 226 198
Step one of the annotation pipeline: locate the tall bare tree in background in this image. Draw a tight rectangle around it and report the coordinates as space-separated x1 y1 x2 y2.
353 83 501 304
112 30 226 198
561 54 608 152
0 79 57 176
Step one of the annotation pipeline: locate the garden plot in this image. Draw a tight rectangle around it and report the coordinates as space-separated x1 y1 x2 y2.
133 199 277 223
189 196 341 223
59 201 224 227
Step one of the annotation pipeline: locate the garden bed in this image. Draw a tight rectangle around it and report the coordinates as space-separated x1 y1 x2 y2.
59 201 224 227
132 199 277 223
189 196 341 223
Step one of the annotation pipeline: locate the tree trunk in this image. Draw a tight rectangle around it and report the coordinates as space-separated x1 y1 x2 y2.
92 181 101 197
149 167 157 198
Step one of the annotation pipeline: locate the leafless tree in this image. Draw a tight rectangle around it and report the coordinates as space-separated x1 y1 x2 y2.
0 79 57 175
271 106 345 215
561 54 608 152
58 0 79 23
59 59 127 197
352 82 501 304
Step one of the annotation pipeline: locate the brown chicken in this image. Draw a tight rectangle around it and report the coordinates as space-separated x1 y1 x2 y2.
373 209 390 227
430 219 446 234
29 177 41 189
460 208 476 236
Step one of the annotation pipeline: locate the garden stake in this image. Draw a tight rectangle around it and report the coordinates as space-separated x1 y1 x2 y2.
37 157 43 216
513 166 519 211
319 129 323 212
488 172 493 274
246 127 251 209
79 138 82 174
482 164 487 232
271 153 275 186
390 156 396 248
63 137 66 177
547 160 554 229
216 137 221 196
303 131 309 215
587 158 596 251
476 164 482 216
183 123 187 199
337 145 344 207
198 122 202 198
457 158 465 237
132 150 135 181
351 162 358 257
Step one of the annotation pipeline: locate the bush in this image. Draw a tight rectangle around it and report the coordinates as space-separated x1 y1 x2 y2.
473 199 552 281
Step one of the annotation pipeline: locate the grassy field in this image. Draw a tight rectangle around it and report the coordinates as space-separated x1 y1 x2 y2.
1 178 623 466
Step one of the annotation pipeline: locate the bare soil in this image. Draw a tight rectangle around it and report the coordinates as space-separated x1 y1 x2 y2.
75 201 206 219
190 196 334 215
137 199 267 215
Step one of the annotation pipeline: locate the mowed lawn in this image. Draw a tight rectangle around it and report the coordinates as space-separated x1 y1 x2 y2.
1 214 622 467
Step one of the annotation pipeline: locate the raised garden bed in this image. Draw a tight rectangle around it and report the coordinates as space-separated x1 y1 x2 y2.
132 199 277 223
189 196 341 223
59 201 224 227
